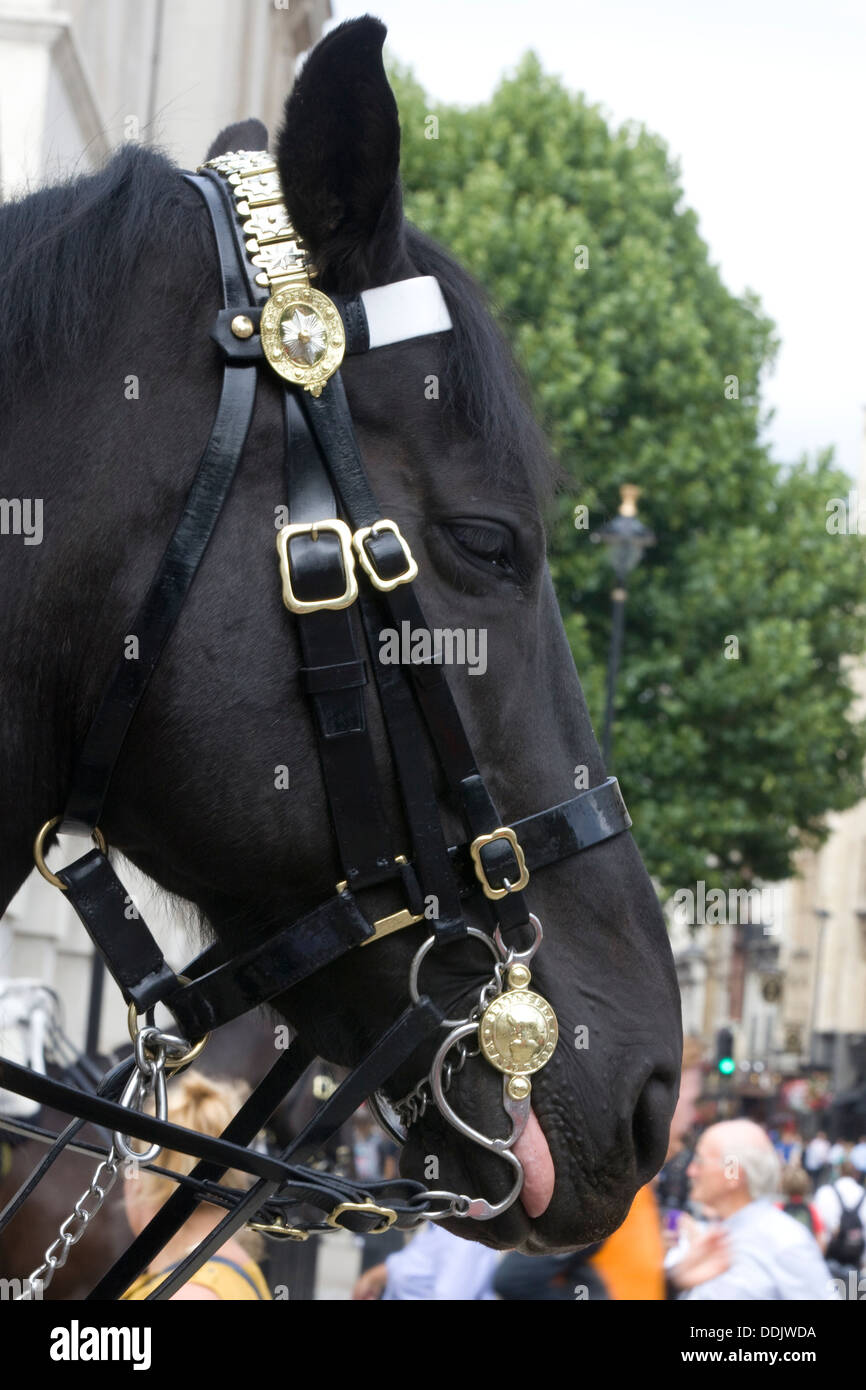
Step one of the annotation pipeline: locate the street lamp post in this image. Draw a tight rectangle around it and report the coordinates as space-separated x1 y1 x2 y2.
592 485 655 767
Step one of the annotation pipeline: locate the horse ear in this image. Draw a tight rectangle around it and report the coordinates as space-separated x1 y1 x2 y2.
204 118 270 162
276 17 405 291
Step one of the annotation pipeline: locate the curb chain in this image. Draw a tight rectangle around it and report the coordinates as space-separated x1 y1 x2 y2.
17 1024 192 1300
17 1148 121 1300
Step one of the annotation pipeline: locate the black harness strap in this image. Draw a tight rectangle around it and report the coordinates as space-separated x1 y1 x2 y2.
0 1055 430 1224
56 852 178 1013
284 387 469 943
0 1058 303 1182
61 365 258 837
161 778 631 1035
299 376 531 932
208 167 414 902
154 778 631 1035
357 589 467 944
284 1001 441 1168
330 292 371 355
48 170 262 1025
166 889 375 1036
465 777 631 876
0 1058 135 1239
282 390 407 893
86 1037 313 1301
140 997 441 1301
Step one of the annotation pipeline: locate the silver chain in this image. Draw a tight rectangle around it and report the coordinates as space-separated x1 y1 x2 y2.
17 1024 188 1300
17 1147 121 1300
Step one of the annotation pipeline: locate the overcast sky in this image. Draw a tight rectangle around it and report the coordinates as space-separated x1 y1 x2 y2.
331 0 865 483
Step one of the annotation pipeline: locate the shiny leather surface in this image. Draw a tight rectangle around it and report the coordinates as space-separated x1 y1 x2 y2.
284 389 405 891
331 292 371 353
57 850 178 1011
448 777 631 890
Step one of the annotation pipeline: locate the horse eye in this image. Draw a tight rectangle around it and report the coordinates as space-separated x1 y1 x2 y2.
446 520 517 574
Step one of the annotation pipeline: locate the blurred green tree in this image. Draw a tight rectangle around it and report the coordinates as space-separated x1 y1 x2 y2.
392 55 866 895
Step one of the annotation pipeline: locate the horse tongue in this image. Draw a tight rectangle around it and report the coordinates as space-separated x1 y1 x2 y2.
513 1107 555 1218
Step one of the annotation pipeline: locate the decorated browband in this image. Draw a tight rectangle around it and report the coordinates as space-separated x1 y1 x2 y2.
201 150 452 396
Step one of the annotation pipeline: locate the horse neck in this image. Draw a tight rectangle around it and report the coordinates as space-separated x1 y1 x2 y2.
0 232 213 915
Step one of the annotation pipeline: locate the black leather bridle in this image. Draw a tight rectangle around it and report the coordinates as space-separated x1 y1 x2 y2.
0 153 633 1299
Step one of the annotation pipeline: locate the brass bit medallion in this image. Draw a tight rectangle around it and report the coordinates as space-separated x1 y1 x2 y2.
479 967 558 1085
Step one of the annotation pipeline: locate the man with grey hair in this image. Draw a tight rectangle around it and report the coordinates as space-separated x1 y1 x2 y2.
669 1119 836 1299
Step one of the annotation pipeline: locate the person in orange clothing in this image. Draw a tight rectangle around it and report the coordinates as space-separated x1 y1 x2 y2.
589 1036 705 1299
588 1180 667 1299
121 1070 270 1301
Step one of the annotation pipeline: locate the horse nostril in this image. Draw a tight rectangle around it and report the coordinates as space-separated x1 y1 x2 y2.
631 1072 676 1182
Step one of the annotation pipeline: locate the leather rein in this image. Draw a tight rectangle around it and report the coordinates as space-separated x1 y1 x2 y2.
0 151 632 1299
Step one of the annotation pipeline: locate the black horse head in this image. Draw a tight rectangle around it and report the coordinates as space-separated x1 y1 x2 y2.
0 16 681 1251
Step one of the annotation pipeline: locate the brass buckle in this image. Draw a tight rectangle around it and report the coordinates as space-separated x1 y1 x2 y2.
353 520 418 592
326 1201 397 1234
469 827 530 900
276 519 358 614
34 816 107 891
247 1217 310 1242
336 856 425 947
360 903 425 947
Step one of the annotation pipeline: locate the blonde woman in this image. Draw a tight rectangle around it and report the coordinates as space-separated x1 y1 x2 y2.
121 1070 270 1301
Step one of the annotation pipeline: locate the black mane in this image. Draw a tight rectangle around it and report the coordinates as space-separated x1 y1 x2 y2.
0 144 212 414
403 223 555 501
0 144 553 500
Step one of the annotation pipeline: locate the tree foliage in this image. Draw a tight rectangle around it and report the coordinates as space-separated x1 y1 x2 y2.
392 55 866 894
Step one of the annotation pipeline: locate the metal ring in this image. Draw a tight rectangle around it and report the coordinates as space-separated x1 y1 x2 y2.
33 816 107 890
409 929 503 1028
493 911 543 968
127 975 209 1069
133 1029 173 1077
409 1191 471 1219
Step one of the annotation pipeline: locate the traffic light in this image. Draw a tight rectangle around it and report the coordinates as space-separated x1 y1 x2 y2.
716 1027 735 1076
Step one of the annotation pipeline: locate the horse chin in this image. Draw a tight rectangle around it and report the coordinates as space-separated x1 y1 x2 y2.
396 1055 644 1253
396 1060 570 1251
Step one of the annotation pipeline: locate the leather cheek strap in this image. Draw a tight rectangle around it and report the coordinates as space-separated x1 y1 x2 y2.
57 850 178 1013
61 179 261 837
